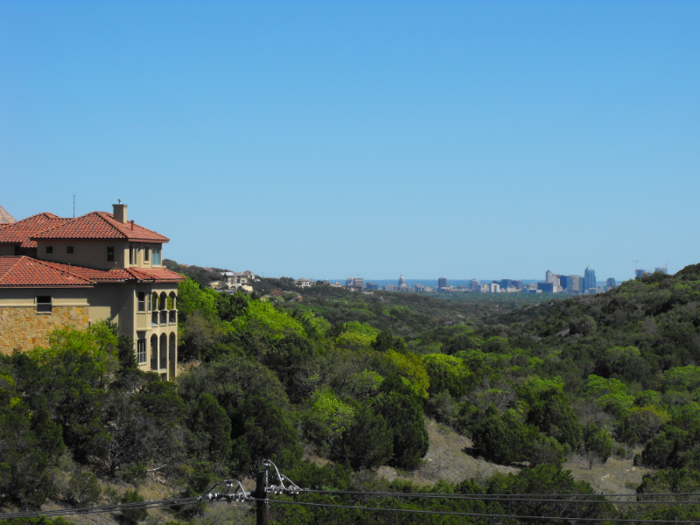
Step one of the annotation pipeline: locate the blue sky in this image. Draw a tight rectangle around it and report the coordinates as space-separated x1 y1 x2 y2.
2 1 698 282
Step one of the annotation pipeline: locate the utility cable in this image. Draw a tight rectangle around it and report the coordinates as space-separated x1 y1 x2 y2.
262 498 700 523
0 497 201 521
298 489 700 504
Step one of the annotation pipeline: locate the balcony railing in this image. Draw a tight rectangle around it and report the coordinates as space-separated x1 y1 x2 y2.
150 357 158 370
151 312 158 325
160 354 167 369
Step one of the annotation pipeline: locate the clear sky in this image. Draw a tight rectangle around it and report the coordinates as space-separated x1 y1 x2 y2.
2 1 698 282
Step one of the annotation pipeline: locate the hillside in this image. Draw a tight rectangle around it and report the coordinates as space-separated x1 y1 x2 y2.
3 265 700 523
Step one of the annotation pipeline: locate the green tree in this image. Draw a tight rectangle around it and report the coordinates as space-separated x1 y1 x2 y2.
375 375 428 470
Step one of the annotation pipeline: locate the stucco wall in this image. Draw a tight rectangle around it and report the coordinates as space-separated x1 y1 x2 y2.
0 305 89 354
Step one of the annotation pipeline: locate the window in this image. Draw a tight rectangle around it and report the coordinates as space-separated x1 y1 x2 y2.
36 296 52 313
66 245 75 255
107 246 115 262
137 336 147 364
152 247 161 265
45 245 54 255
129 246 135 265
137 292 145 312
144 247 150 262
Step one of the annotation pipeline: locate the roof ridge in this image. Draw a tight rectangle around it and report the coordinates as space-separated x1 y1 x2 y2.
95 211 168 240
91 211 129 239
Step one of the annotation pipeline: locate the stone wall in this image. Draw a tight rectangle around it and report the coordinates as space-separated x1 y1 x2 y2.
0 306 89 354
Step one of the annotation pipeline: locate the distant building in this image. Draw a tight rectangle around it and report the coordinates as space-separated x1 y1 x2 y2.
490 282 501 293
545 271 561 287
655 266 668 275
366 282 379 290
399 275 406 287
469 278 481 291
383 284 399 291
537 282 554 293
606 277 616 289
479 283 490 293
583 266 596 293
438 277 447 289
498 279 523 291
294 278 314 288
346 277 364 291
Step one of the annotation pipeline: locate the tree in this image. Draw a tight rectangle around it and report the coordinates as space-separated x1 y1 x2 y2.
594 346 649 384
188 393 232 463
334 400 393 469
582 422 613 468
375 375 428 470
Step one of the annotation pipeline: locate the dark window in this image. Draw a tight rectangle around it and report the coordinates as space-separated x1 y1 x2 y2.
66 245 74 255
153 247 161 265
144 247 150 262
137 292 145 312
107 246 115 262
37 296 52 313
129 246 135 265
137 337 147 364
45 245 54 255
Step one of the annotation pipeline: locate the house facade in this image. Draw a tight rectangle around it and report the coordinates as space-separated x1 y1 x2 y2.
0 203 184 380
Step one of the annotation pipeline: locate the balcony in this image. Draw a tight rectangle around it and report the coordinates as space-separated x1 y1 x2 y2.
160 354 167 369
169 310 177 324
160 311 167 325
151 312 158 326
150 357 158 370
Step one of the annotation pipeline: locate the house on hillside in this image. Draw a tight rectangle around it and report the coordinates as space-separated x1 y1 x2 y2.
295 278 314 288
0 203 184 380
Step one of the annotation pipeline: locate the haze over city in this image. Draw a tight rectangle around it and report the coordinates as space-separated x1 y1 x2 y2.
2 1 698 280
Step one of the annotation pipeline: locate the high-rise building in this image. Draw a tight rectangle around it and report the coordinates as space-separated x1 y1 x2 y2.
399 275 406 286
569 275 582 293
606 278 616 289
537 282 554 293
583 266 596 293
545 271 561 287
438 277 447 289
469 278 480 291
346 277 364 289
559 275 571 291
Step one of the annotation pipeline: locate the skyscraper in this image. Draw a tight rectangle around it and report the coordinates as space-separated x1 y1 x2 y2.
438 277 447 289
583 266 596 293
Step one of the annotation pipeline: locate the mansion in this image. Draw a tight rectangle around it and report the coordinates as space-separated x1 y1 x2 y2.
0 203 184 380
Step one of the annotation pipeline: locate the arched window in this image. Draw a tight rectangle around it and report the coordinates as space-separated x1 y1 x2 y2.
169 333 177 379
151 292 158 311
159 292 167 311
150 334 158 370
159 333 167 370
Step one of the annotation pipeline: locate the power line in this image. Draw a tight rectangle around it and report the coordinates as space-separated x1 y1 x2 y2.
263 498 700 523
303 489 700 499
300 489 700 504
0 497 201 521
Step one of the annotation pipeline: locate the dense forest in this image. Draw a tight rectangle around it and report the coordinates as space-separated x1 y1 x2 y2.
3 265 700 523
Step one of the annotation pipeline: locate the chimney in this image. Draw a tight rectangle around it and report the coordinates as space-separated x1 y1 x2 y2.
113 202 128 224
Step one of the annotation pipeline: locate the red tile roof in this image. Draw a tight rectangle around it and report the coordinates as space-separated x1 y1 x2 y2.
0 256 94 288
33 212 169 243
0 213 68 248
0 256 184 287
